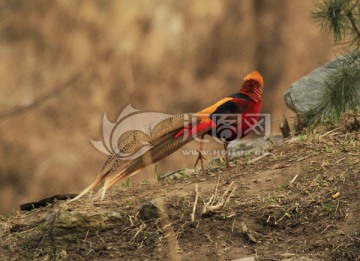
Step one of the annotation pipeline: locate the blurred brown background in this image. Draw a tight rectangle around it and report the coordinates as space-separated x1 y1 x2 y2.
0 0 335 213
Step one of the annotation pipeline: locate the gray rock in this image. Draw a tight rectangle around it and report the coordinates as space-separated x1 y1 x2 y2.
284 52 359 116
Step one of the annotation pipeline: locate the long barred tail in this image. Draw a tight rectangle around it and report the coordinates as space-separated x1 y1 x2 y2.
70 113 210 202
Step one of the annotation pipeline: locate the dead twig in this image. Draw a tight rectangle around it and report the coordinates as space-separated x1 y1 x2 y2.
205 234 214 244
213 173 221 202
247 152 274 165
130 223 146 243
319 127 341 139
264 135 277 146
202 174 221 212
202 181 236 215
191 184 199 222
289 174 299 186
20 193 78 211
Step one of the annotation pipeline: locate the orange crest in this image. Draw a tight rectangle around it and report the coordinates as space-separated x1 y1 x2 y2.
243 70 264 87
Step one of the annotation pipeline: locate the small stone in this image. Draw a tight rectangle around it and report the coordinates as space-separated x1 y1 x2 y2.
139 202 160 221
232 256 256 261
240 222 257 243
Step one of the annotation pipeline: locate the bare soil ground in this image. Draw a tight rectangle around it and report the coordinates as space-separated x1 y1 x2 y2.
0 126 359 260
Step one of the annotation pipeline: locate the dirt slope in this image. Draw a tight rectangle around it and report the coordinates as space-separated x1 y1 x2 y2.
0 127 359 260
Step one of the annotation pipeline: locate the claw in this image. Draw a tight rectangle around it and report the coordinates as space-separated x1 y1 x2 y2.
194 151 207 176
194 151 207 167
224 142 231 169
194 135 207 176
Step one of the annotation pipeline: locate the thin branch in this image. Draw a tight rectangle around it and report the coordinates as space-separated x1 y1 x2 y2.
348 12 360 39
124 53 138 106
347 0 360 39
349 0 360 13
191 184 199 222
0 46 111 122
213 173 221 202
289 174 299 187
0 73 80 121
202 181 236 214
20 193 78 211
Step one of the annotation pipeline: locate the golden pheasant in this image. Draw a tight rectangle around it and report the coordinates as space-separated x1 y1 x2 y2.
71 70 264 201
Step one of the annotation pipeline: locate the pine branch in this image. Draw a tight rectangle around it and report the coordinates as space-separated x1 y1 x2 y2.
347 0 360 39
310 0 360 124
